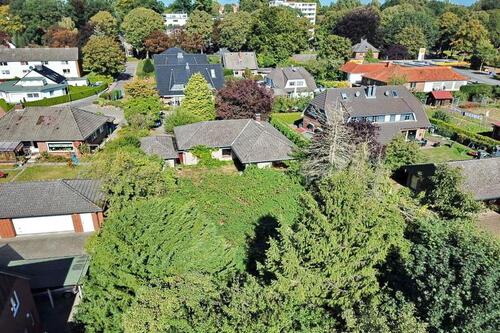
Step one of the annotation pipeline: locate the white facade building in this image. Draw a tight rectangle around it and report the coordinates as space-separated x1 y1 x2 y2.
269 0 317 26
0 48 80 80
163 13 188 29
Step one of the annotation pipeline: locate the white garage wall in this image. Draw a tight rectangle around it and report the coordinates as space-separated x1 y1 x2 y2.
13 215 74 235
80 213 95 232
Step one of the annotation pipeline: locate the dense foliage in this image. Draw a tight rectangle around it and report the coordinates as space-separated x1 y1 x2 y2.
180 73 216 121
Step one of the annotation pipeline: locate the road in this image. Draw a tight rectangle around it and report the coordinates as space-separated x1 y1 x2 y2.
452 68 499 86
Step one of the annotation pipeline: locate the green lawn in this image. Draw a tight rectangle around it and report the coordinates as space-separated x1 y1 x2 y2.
14 165 89 182
0 169 22 183
420 143 474 163
426 108 491 134
272 112 302 125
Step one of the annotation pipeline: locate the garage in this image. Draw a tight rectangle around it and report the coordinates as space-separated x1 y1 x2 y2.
13 215 75 235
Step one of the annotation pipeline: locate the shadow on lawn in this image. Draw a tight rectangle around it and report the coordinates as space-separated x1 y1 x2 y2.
246 215 279 278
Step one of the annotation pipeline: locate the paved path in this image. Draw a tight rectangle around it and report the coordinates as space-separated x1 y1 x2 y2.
452 68 500 86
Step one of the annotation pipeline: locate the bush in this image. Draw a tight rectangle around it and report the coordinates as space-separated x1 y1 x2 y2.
142 59 154 73
39 152 69 162
87 72 114 85
318 80 350 88
0 98 13 112
458 84 494 101
432 109 451 123
164 109 201 133
272 96 312 113
270 117 309 148
224 68 234 76
430 118 500 150
190 145 228 168
123 97 162 129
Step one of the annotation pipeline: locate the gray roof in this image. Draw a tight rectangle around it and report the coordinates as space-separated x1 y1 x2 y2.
155 63 224 96
267 67 317 95
174 119 294 164
0 47 79 62
0 81 67 93
0 179 104 219
222 52 258 70
447 158 500 200
0 106 114 142
140 135 178 160
352 39 379 53
0 141 21 152
306 85 431 144
153 48 209 66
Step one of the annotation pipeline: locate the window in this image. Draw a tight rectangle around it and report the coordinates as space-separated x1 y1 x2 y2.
390 114 396 122
222 148 231 157
391 90 398 97
1 70 10 75
27 93 40 98
63 69 70 74
402 113 415 121
49 90 54 96
21 61 28 65
22 70 29 74
47 142 74 152
10 291 20 317
0 62 7 66
409 82 417 89
288 81 295 86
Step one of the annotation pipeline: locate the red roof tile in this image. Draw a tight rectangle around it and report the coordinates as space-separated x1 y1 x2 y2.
430 91 453 99
363 65 468 83
339 61 391 74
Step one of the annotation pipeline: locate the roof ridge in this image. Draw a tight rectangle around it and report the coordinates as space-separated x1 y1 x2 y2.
61 179 102 210
230 119 252 146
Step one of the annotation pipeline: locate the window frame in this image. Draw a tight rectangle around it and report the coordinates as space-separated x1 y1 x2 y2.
10 290 20 317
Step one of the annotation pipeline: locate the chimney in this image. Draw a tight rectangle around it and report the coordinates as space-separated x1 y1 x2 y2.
385 62 391 67
254 113 261 122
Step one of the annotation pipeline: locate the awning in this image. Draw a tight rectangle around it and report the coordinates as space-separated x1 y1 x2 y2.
430 90 453 100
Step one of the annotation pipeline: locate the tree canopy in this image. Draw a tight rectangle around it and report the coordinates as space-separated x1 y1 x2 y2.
82 35 126 75
180 73 216 121
121 7 164 52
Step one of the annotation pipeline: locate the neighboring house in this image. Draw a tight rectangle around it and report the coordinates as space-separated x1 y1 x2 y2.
0 179 105 238
0 48 81 80
340 62 391 85
265 67 317 98
222 52 258 77
269 0 317 32
351 39 379 60
0 65 88 104
361 63 468 92
140 135 178 167
154 48 224 105
426 90 453 106
0 271 42 333
174 119 294 168
402 158 500 203
303 85 431 144
0 106 115 161
163 13 188 30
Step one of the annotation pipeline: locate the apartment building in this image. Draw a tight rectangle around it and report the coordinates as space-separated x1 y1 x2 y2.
269 0 317 27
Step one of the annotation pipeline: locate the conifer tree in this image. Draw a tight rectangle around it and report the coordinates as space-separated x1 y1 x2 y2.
181 73 216 121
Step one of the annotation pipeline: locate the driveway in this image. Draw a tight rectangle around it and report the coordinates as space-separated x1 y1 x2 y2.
111 61 138 94
0 233 92 266
452 68 500 86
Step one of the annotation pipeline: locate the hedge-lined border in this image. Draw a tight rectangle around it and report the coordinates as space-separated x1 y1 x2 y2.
270 117 309 148
23 83 108 107
430 118 499 150
0 98 13 112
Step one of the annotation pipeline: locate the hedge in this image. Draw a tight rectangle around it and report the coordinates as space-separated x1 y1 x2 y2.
0 98 13 112
24 83 108 107
430 118 500 150
270 117 309 148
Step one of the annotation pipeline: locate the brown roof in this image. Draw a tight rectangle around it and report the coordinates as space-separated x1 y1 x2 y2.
430 91 453 99
340 62 390 74
363 64 468 83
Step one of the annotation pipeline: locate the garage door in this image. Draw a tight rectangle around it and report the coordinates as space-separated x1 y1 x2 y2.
13 215 74 235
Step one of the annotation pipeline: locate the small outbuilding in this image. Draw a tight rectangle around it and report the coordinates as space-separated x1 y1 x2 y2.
140 135 178 167
427 90 453 106
0 141 24 163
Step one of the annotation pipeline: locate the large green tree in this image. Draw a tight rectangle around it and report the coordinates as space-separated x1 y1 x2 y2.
451 18 491 55
395 25 427 57
89 10 118 37
123 97 162 130
114 0 164 20
217 11 252 51
185 9 213 53
180 73 216 121
82 35 125 75
121 7 164 53
0 5 24 35
383 135 422 172
382 10 438 51
249 6 309 66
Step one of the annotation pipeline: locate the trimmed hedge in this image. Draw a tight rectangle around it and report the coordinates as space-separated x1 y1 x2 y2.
270 117 309 148
0 98 13 112
24 83 108 107
430 118 500 150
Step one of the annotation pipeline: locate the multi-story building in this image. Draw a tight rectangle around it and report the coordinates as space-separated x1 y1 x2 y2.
0 48 80 80
269 0 317 27
163 13 188 29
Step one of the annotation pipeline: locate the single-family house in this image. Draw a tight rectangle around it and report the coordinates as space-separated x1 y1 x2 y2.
174 119 294 168
352 39 379 60
360 63 468 92
0 106 115 161
0 179 105 238
0 48 81 80
222 52 258 77
154 48 224 105
0 271 42 333
402 157 500 203
303 85 431 144
140 135 178 167
340 62 391 85
265 67 317 98
0 65 87 104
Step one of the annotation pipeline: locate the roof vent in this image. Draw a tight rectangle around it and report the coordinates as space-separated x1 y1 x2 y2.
341 92 348 100
384 90 389 96
354 91 360 97
185 62 190 71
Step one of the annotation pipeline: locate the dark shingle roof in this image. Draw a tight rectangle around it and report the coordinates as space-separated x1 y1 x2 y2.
155 63 224 96
140 135 178 159
222 52 258 70
0 271 28 312
267 67 317 95
0 141 21 152
0 48 79 62
0 179 104 219
174 119 294 164
153 48 209 65
352 39 379 53
0 106 114 142
31 65 67 84
306 85 431 144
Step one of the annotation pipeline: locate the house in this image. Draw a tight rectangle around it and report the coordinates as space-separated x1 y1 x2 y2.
0 106 115 161
174 119 294 168
140 135 178 167
426 90 454 106
351 39 379 60
222 52 258 77
402 158 500 203
360 63 468 92
302 85 431 144
269 0 316 32
163 13 188 30
0 179 105 238
340 62 392 85
154 48 224 105
0 47 81 80
0 271 42 333
0 65 88 104
265 67 317 98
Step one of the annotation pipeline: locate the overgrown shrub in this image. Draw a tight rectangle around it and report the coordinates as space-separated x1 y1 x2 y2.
270 117 309 148
142 58 154 73
190 145 229 168
87 72 114 85
458 84 494 101
224 68 234 76
318 80 350 88
164 109 201 133
272 96 312 113
432 109 451 123
430 118 500 150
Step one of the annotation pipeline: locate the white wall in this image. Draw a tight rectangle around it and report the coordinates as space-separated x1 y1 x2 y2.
182 152 198 165
0 87 67 103
211 148 233 161
423 80 467 92
13 215 74 235
347 73 363 84
80 213 95 232
255 162 272 169
0 60 80 80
